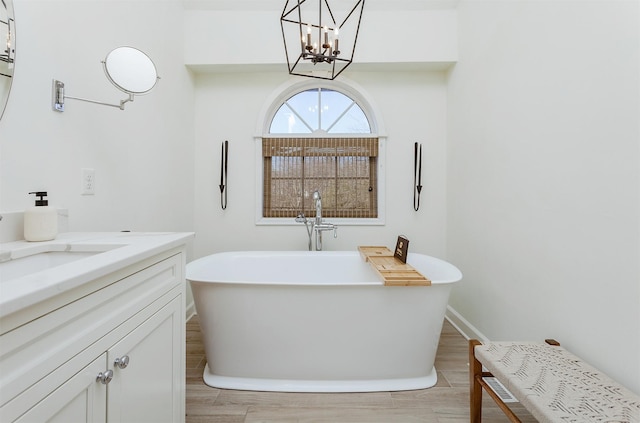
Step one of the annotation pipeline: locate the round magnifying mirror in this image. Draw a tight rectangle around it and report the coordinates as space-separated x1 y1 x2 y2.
103 46 158 95
0 0 16 121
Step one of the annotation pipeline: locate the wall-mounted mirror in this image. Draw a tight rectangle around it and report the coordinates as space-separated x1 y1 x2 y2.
53 46 159 112
103 46 158 95
0 0 15 120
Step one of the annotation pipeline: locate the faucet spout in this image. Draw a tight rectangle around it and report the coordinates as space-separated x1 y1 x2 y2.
313 190 322 224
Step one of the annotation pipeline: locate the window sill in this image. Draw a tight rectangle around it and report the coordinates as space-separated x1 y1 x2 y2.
256 217 385 226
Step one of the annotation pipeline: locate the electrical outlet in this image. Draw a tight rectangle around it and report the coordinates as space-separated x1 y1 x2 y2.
81 168 95 195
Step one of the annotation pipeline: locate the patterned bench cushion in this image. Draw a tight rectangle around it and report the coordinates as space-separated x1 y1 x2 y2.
475 342 640 423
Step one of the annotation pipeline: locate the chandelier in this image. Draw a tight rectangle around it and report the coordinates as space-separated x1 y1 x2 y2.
280 0 365 80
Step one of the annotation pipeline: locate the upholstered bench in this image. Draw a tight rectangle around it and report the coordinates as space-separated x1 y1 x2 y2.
469 339 640 423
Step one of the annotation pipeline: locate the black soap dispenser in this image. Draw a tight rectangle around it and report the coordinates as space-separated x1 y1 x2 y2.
24 191 58 241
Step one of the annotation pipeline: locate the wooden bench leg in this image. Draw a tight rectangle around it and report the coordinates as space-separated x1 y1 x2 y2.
469 339 483 423
470 339 522 423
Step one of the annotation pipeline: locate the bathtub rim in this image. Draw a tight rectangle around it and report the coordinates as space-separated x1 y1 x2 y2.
202 363 439 393
186 250 463 286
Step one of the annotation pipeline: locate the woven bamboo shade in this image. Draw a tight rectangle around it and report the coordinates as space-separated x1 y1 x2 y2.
263 137 378 218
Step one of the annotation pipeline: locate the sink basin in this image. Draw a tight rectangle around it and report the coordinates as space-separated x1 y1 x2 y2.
0 246 123 282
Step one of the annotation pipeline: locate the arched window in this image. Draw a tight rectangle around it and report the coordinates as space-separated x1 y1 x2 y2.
262 87 380 221
269 88 371 134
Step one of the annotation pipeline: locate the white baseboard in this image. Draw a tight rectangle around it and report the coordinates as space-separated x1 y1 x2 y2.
186 300 196 322
445 305 488 343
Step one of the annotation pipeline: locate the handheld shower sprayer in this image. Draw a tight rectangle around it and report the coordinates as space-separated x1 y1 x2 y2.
296 213 313 251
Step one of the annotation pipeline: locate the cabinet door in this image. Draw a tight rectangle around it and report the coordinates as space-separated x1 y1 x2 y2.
14 354 107 423
107 296 183 423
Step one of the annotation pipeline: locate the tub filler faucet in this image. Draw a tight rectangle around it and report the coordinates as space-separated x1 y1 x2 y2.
314 190 323 224
295 190 337 251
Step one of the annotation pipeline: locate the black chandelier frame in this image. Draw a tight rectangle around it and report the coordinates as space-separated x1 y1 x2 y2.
280 0 365 80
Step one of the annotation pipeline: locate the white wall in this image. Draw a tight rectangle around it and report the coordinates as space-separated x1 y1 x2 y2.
1 0 455 322
6 0 637 396
186 2 458 260
192 69 449 259
447 0 639 394
184 5 458 69
0 0 195 235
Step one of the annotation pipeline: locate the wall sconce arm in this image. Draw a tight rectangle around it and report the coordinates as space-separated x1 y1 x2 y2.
52 80 134 111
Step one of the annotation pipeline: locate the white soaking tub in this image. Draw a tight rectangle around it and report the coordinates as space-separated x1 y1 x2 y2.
186 250 462 393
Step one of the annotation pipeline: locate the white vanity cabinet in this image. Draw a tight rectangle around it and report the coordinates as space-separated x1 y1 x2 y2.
14 354 108 423
106 297 182 423
0 237 189 423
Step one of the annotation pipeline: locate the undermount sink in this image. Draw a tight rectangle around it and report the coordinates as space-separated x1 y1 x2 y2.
0 246 123 282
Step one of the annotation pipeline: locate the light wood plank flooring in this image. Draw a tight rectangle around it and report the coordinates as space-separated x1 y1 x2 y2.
186 315 536 422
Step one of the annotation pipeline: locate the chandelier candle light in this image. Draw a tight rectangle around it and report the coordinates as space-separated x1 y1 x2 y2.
281 0 365 80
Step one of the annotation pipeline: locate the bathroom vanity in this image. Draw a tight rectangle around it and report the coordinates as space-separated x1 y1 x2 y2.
0 232 193 422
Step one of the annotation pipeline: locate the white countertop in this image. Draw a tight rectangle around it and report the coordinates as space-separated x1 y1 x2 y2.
0 232 194 321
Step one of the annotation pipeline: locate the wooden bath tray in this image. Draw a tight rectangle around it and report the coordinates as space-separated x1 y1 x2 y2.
358 246 431 286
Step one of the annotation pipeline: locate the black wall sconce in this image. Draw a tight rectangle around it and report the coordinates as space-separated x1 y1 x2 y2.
414 142 423 211
219 140 228 210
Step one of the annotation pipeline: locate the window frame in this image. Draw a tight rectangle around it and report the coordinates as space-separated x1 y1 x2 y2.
255 81 386 226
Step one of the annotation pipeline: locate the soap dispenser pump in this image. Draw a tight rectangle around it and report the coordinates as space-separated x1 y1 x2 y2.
24 191 58 242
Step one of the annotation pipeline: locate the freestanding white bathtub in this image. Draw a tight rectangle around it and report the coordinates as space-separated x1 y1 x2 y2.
187 250 462 393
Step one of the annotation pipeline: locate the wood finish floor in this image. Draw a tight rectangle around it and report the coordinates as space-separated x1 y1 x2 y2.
186 315 536 422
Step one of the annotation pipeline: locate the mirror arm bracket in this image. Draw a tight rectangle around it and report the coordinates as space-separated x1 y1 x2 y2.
119 93 134 110
52 79 134 112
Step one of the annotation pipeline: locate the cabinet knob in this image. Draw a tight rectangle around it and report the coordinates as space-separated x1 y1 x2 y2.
97 369 114 385
114 355 130 369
